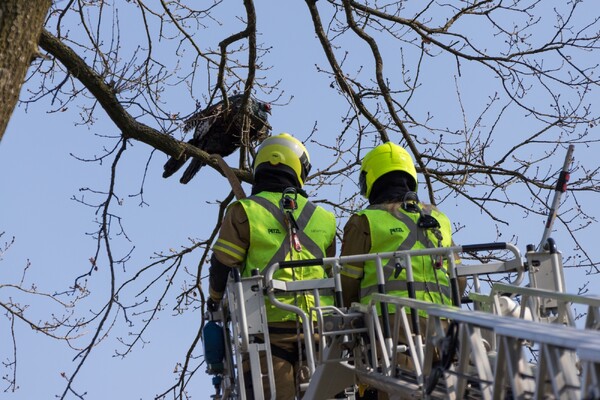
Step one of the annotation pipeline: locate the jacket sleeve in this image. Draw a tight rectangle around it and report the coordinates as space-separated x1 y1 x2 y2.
208 203 250 301
209 254 232 301
340 213 371 307
326 236 336 258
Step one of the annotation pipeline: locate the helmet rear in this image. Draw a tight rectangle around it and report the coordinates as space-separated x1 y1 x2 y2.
253 133 311 187
359 142 417 197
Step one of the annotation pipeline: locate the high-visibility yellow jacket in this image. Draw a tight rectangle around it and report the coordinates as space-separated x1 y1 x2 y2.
236 191 336 323
342 203 454 316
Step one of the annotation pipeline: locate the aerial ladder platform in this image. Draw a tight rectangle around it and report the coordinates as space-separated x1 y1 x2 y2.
200 145 600 399
204 239 600 399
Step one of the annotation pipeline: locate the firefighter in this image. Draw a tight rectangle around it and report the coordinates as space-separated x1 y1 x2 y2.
340 142 458 398
208 133 336 400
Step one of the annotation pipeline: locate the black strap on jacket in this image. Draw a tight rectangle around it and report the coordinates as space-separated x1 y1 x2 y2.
253 335 304 366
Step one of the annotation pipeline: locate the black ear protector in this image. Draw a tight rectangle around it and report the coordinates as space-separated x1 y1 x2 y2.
359 171 368 196
299 152 311 183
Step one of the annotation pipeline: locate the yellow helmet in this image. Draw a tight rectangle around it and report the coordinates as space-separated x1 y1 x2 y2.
253 133 311 186
359 142 417 197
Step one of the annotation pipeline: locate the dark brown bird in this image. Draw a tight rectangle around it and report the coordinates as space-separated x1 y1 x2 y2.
163 94 272 184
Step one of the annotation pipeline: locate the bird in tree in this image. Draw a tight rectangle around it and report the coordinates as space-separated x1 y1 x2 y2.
163 94 272 184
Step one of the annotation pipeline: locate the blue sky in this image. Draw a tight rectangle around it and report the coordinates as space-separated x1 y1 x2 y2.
1 2 599 399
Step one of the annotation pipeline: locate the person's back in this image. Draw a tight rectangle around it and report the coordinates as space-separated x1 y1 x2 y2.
340 142 454 309
343 200 454 312
236 189 335 321
208 133 336 400
340 142 456 399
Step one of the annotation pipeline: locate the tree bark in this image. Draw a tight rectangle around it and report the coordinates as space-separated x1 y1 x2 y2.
0 0 51 142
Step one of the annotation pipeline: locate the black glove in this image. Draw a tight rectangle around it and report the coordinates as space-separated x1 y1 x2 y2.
207 297 220 312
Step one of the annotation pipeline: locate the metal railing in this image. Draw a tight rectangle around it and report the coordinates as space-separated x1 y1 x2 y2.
220 241 598 399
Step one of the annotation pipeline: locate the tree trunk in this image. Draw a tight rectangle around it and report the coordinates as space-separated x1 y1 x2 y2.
0 0 51 142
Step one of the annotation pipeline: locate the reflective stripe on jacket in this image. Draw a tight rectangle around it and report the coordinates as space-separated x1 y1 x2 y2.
357 203 453 316
239 191 336 323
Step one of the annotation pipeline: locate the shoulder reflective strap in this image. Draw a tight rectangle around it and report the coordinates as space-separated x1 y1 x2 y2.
367 205 437 270
362 205 450 297
249 196 324 269
290 201 324 257
248 195 287 230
